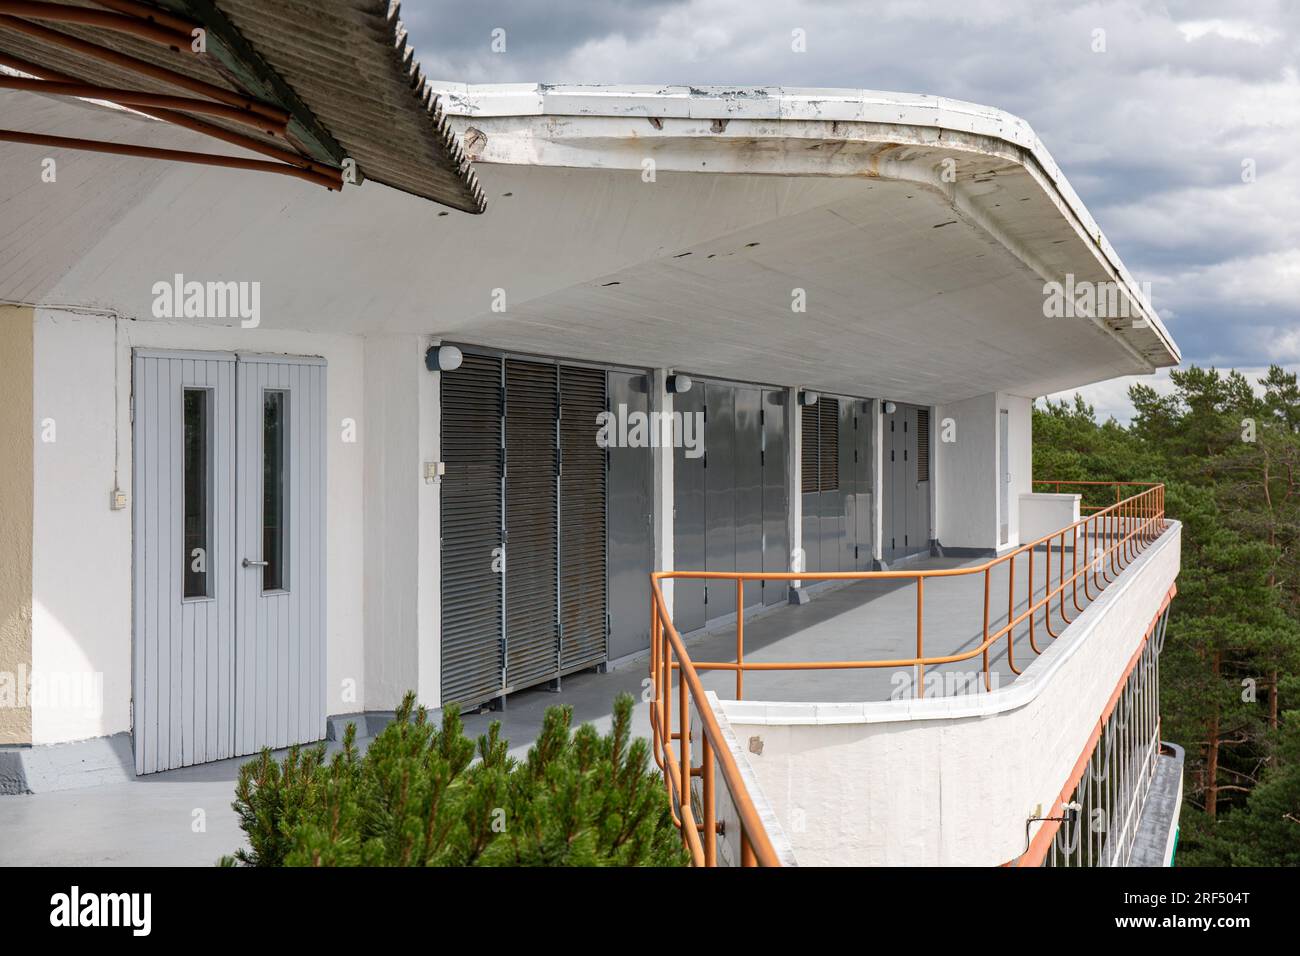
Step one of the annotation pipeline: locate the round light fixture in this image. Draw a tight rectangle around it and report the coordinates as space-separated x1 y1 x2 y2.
426 344 464 372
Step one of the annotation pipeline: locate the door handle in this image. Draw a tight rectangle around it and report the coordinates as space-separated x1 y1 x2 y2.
242 558 268 568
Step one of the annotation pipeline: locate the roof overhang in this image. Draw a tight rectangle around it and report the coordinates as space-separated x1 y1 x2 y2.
0 0 484 211
1 83 1180 405
425 84 1180 399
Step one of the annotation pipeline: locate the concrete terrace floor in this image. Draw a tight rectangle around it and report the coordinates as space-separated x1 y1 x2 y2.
0 530 1143 866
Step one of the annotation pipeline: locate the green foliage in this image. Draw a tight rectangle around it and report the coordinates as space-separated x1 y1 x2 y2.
1035 366 1300 866
220 692 688 867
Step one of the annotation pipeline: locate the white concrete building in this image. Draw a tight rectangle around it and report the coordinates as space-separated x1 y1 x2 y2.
0 2 1181 867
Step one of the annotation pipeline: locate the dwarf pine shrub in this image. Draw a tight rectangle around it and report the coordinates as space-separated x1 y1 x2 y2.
220 692 687 867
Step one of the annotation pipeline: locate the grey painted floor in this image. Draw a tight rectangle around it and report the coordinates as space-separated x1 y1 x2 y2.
0 533 1137 866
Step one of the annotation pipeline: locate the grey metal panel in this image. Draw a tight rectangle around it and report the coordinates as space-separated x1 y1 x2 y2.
607 371 653 659
503 359 559 692
819 397 842 573
673 385 707 631
705 383 736 622
440 353 505 707
132 352 235 775
913 406 932 552
559 364 607 671
839 399 855 571
800 401 820 573
734 387 763 610
884 407 903 561
762 389 788 605
234 356 326 754
854 401 874 570
884 403 930 560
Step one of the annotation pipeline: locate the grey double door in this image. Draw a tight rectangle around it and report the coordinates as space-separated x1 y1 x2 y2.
132 350 326 774
883 402 931 562
674 382 788 632
801 396 874 574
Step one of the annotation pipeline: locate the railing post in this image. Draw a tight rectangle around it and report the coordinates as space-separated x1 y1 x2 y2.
1006 552 1017 674
982 566 991 690
702 742 717 866
736 578 745 700
915 576 925 698
679 667 690 809
650 587 659 749
1028 541 1038 652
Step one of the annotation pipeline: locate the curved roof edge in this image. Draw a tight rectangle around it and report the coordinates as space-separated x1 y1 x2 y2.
432 83 1180 366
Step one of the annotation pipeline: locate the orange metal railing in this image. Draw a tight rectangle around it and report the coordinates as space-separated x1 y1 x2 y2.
648 481 1166 866
1032 479 1158 515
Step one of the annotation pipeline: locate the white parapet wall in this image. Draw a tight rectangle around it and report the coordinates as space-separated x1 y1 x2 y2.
1020 493 1080 545
718 521 1181 866
696 691 799 867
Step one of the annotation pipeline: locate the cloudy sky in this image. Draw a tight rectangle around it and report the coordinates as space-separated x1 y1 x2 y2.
403 1 1299 421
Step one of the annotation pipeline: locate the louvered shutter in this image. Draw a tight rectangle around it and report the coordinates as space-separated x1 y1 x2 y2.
819 397 840 492
801 402 820 492
440 352 505 706
504 359 559 691
559 366 607 671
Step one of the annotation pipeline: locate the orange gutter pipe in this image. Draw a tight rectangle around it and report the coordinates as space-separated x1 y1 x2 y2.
0 1 193 50
0 15 289 122
0 74 287 135
0 128 341 189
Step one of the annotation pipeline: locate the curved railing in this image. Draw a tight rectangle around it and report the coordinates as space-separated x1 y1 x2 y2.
648 481 1166 866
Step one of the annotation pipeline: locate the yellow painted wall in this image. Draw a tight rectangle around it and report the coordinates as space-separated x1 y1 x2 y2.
0 304 33 744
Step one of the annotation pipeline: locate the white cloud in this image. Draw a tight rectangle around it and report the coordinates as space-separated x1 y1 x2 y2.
1178 20 1283 46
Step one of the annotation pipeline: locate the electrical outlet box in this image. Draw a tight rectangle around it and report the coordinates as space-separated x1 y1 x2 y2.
110 488 128 511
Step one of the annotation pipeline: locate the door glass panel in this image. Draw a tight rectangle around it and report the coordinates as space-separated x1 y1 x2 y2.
183 388 211 599
263 389 288 591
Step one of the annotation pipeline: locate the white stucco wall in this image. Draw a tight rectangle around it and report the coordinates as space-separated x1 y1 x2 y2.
933 391 1033 552
1001 391 1034 547
720 521 1180 866
360 334 433 712
31 310 366 744
933 393 995 550
1020 493 1080 545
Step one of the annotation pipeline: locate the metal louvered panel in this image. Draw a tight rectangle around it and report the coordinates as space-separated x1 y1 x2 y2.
916 408 931 483
559 365 607 671
504 359 559 691
819 397 840 492
801 402 819 492
440 353 504 707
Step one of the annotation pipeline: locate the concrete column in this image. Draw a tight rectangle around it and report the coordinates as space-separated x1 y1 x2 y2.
361 333 424 712
417 339 442 708
652 368 674 614
0 306 33 745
